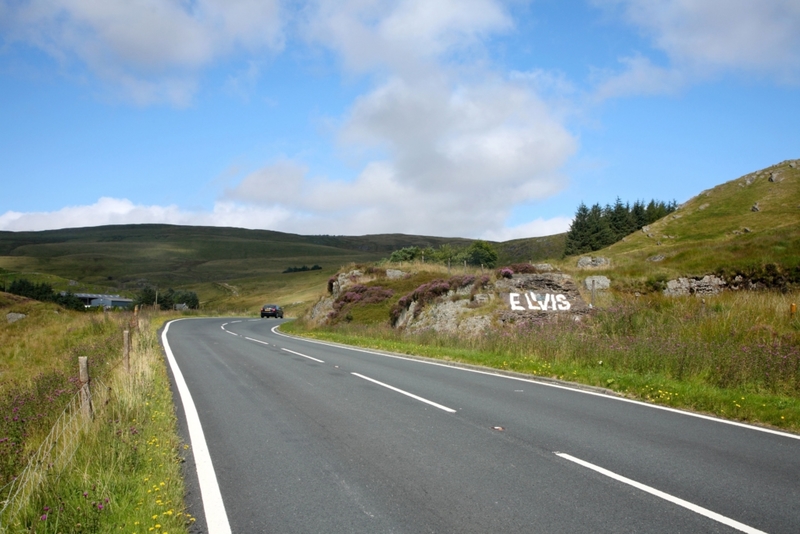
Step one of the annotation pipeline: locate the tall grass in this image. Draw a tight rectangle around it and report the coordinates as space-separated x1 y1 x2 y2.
287 290 800 431
1 305 124 488
1 312 191 533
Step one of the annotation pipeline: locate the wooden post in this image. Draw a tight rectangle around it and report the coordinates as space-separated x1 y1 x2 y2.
79 357 93 420
591 279 596 308
791 303 797 318
123 330 130 374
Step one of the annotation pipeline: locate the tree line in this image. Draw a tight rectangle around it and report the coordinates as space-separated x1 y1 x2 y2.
134 287 199 310
387 240 499 268
6 279 86 311
565 198 677 256
283 265 322 274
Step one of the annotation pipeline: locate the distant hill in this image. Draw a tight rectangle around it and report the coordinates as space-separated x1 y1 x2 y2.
0 224 564 292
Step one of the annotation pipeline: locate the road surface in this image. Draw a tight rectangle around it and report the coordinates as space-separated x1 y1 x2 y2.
162 317 800 533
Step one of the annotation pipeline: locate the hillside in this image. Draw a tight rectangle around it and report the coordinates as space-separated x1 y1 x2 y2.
0 224 563 311
572 159 800 286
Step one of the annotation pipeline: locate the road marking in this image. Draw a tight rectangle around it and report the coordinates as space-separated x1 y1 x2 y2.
162 320 232 534
225 330 238 337
555 453 766 534
282 348 324 363
352 373 456 413
245 337 270 346
269 328 800 441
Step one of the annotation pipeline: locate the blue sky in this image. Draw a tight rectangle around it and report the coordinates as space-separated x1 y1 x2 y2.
1 0 798 239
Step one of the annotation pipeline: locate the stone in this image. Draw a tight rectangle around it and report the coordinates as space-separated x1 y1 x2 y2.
532 263 554 272
646 255 665 262
663 275 726 297
583 276 610 291
386 269 406 280
577 257 610 269
751 202 760 212
790 162 797 169
698 203 710 210
7 313 26 324
769 172 784 183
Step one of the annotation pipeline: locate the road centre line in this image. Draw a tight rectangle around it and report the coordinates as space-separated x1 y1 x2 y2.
269 326 800 441
282 348 324 363
162 320 231 534
245 336 270 346
555 453 766 534
352 373 457 413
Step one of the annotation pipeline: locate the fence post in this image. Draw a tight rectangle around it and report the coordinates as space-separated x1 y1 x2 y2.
591 279 596 308
791 303 797 318
79 357 93 420
124 329 130 374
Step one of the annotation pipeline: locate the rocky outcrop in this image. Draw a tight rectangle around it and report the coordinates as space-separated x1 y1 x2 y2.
577 257 610 269
663 275 726 297
389 272 591 335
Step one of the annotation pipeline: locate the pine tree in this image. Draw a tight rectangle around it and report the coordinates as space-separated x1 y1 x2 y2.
565 202 591 256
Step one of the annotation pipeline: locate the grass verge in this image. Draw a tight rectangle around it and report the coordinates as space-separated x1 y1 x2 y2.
1 313 191 534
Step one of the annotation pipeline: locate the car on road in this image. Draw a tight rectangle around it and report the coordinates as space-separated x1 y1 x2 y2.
260 304 284 318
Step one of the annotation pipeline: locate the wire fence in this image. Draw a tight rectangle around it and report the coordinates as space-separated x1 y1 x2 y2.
0 375 111 531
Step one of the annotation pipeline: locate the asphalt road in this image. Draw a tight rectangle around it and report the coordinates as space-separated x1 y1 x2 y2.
162 317 800 534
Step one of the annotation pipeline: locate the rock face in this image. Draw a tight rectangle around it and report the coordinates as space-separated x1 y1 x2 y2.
307 269 372 326
663 275 726 297
387 272 590 336
576 257 610 269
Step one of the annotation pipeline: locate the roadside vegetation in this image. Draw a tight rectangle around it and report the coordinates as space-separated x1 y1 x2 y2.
0 295 190 533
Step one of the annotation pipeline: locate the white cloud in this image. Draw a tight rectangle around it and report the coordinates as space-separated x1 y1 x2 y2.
302 0 511 75
593 0 800 95
223 74 577 238
0 0 580 240
480 216 573 242
592 54 686 100
0 0 284 104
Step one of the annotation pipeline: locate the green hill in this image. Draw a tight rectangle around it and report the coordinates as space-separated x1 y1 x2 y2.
588 159 800 286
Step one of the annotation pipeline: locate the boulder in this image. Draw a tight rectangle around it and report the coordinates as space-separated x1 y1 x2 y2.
7 313 26 324
577 257 610 269
663 275 726 297
386 269 406 279
584 276 610 291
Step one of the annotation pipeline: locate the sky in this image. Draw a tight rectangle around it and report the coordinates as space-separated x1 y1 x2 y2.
0 0 798 240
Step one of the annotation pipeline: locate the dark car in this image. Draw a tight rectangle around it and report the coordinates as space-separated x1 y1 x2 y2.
260 304 284 318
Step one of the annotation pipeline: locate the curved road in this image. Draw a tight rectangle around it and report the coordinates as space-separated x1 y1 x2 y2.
162 317 800 533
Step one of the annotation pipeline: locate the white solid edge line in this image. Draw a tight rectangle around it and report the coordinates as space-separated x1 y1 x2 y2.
281 348 324 363
162 320 232 534
269 326 800 441
352 372 457 413
555 452 766 534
